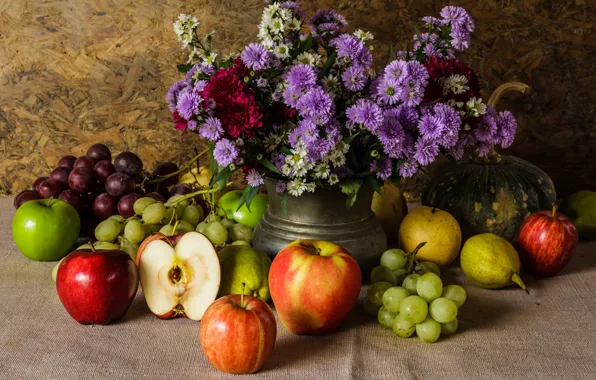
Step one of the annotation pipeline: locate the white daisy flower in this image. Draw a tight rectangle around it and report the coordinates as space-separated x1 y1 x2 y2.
329 150 346 168
288 178 307 197
279 8 292 21
440 74 470 95
264 134 280 152
305 182 316 193
328 174 339 186
354 29 374 42
269 18 285 34
203 52 217 64
286 17 302 31
274 43 290 59
313 163 330 179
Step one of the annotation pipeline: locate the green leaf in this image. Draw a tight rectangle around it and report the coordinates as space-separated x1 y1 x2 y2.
236 185 259 212
301 34 313 53
339 179 363 208
346 131 361 144
281 191 288 216
279 146 292 155
366 175 384 195
177 63 193 73
210 165 234 188
320 51 337 78
259 159 281 175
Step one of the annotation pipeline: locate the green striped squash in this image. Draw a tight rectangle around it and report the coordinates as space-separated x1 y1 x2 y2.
422 155 556 242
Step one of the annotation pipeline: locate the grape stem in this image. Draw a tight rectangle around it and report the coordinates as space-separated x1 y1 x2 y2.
169 182 234 206
146 148 209 185
405 242 427 274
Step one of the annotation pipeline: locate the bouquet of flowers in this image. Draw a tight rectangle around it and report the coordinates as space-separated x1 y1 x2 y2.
166 1 517 209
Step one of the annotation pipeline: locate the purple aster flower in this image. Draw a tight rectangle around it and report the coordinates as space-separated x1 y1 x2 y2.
280 1 300 10
447 139 466 160
371 157 393 180
330 34 364 62
418 114 445 139
176 89 202 120
184 65 201 82
477 142 493 157
308 9 347 38
342 65 367 92
496 111 517 148
256 78 269 88
384 60 407 80
271 153 285 171
241 43 271 71
377 117 407 159
166 81 187 112
401 85 424 107
474 112 498 143
432 103 461 148
414 138 440 166
282 87 302 108
275 180 287 193
386 106 419 131
213 139 239 167
200 63 214 76
235 157 244 166
399 158 419 178
422 16 446 26
451 26 471 51
296 87 334 123
404 60 430 86
246 169 264 187
193 79 208 93
198 117 223 141
346 99 383 132
377 77 402 105
413 33 439 51
440 6 474 32
187 120 198 131
285 64 317 92
332 165 354 179
353 46 373 69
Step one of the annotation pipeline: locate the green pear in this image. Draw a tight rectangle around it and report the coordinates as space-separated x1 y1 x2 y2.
460 233 527 292
217 245 271 302
560 190 596 240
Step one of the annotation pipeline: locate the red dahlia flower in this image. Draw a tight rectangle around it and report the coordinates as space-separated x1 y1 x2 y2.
423 56 480 104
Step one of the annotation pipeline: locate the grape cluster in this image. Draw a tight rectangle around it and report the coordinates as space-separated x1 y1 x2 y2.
93 194 254 260
364 248 467 343
12 143 187 239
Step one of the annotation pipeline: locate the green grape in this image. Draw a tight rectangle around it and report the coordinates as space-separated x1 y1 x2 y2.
429 297 458 323
370 265 397 285
182 205 203 227
416 316 441 343
161 206 175 223
229 223 253 244
77 242 120 250
166 196 189 217
231 240 250 246
399 295 428 324
363 297 382 317
133 197 156 215
382 286 410 313
205 214 221 223
380 248 408 270
108 215 126 223
176 220 195 233
221 218 236 229
377 306 398 329
416 272 443 303
204 221 228 246
95 219 122 242
119 238 139 260
393 268 408 284
142 223 161 235
392 315 416 338
367 282 393 306
196 222 208 234
142 202 166 224
402 274 421 295
441 318 458 336
442 285 467 308
415 261 441 276
124 219 145 244
159 224 176 236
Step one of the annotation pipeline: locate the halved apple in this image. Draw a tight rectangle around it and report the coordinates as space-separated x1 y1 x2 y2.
136 232 221 321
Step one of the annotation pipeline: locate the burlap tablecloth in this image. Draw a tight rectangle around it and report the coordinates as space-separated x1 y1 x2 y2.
1 196 595 379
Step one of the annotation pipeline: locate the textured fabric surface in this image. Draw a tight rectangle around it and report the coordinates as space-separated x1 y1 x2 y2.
1 196 595 380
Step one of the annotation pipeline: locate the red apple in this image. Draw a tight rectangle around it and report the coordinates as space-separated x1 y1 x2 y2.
269 239 362 335
200 293 276 374
136 232 221 320
517 206 579 276
56 247 138 324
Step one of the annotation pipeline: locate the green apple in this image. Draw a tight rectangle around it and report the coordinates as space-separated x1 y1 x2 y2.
217 190 268 229
12 199 80 261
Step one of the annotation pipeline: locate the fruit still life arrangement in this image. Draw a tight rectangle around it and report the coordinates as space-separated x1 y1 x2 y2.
6 0 593 376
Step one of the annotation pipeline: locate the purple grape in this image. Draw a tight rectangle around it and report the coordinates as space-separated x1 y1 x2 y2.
37 179 62 199
105 173 135 197
94 160 116 184
33 176 49 192
118 193 141 218
69 167 95 193
57 155 77 170
50 167 71 187
145 192 166 203
113 151 143 178
73 156 96 171
152 162 179 187
87 143 112 163
93 193 118 219
14 190 39 209
169 183 192 197
58 190 84 213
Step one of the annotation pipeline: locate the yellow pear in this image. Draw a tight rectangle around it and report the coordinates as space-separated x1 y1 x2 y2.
178 166 212 188
397 206 462 267
371 182 408 240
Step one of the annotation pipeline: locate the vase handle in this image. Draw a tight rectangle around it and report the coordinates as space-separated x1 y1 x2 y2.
487 82 530 109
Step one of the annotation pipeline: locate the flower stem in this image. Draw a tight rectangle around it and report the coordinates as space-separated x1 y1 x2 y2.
147 148 209 185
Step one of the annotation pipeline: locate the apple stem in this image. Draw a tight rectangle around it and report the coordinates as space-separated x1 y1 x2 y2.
169 181 234 207
431 207 436 214
551 201 560 218
512 273 530 295
146 148 210 185
89 241 96 252
241 283 246 309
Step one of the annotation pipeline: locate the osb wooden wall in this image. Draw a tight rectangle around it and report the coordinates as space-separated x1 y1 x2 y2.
1 0 595 199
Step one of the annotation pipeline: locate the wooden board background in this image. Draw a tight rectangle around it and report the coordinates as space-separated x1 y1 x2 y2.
1 0 594 200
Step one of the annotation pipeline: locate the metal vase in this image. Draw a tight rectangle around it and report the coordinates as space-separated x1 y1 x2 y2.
253 179 387 277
